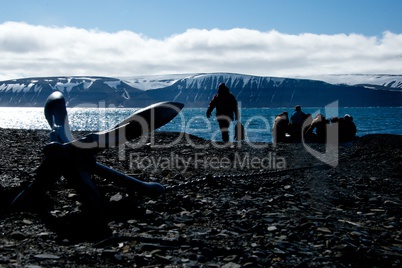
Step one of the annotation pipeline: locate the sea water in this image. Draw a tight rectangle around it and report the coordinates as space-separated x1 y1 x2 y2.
0 107 401 142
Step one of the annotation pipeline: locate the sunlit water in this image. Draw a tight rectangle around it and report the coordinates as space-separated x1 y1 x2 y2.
0 107 401 142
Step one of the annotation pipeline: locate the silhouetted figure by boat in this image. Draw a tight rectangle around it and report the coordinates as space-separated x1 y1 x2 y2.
304 113 328 143
289 105 307 142
339 114 357 143
272 111 290 143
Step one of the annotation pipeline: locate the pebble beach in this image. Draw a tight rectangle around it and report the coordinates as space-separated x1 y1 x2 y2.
0 128 401 267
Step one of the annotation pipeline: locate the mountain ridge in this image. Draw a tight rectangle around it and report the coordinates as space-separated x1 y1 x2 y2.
0 73 401 107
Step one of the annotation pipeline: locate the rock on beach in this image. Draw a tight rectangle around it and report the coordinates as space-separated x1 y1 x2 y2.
0 128 401 267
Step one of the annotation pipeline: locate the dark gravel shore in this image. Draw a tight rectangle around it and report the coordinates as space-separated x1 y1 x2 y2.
0 128 401 267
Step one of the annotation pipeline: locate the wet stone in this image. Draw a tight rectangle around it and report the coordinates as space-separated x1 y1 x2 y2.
0 256 10 264
9 231 26 240
33 254 60 260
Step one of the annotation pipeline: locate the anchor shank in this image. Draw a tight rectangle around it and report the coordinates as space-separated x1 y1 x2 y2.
93 163 165 197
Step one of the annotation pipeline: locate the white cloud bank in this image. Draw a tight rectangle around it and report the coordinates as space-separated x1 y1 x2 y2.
1 21 402 81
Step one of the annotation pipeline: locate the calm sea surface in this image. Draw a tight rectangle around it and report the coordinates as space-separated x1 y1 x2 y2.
0 107 401 142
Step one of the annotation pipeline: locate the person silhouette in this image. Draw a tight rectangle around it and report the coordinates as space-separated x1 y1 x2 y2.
206 83 239 142
339 114 357 143
304 113 328 143
272 111 289 143
290 105 307 142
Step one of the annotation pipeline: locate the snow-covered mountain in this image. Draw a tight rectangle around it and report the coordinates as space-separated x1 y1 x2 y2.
298 74 402 90
0 73 401 107
0 76 142 107
123 73 402 92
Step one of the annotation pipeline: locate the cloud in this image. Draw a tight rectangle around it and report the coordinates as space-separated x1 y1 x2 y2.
1 21 402 80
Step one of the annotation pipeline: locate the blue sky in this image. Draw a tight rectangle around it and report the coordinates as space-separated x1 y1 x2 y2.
3 0 402 37
1 0 402 79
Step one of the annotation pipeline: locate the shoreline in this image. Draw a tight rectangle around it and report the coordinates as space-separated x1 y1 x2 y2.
1 128 401 267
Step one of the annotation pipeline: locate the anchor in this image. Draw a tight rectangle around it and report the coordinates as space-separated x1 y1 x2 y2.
11 91 183 238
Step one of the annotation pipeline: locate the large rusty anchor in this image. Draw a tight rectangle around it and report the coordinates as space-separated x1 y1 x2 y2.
11 91 183 238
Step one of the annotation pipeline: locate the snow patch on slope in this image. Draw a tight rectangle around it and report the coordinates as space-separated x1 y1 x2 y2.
0 83 30 93
298 74 402 89
121 74 195 90
52 78 97 93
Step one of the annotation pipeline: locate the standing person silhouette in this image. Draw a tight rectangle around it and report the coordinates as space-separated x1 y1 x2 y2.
206 83 239 142
290 105 307 142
